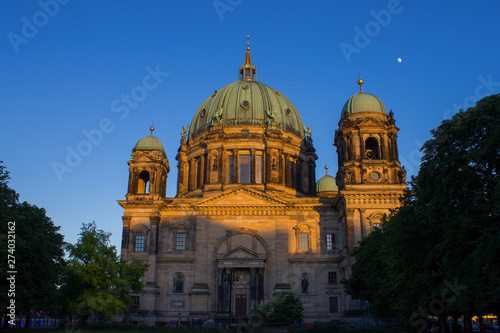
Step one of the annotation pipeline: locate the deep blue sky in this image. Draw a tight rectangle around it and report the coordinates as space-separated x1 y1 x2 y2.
1 0 499 249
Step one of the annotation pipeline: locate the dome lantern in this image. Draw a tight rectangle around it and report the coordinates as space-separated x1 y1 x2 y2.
239 35 257 81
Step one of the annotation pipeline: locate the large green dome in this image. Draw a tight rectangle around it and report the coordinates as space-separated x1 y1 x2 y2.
189 80 305 139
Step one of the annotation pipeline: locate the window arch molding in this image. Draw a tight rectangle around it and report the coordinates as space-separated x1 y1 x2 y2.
131 223 150 252
367 212 386 230
168 222 193 252
212 228 271 259
293 223 313 252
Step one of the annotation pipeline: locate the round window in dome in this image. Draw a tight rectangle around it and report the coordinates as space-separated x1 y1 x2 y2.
285 108 292 117
241 100 250 109
369 172 381 181
200 108 207 117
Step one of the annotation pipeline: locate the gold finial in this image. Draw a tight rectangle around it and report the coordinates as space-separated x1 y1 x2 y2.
150 125 155 135
325 164 329 175
247 35 250 51
357 75 363 93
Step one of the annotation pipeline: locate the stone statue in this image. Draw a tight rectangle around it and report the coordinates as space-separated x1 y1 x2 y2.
271 157 277 170
345 170 352 184
174 274 183 293
303 126 312 141
266 109 277 125
181 125 189 141
212 157 218 171
301 275 309 293
398 166 407 184
210 107 224 126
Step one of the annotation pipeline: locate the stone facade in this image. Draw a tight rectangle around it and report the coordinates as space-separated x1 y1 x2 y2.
118 50 406 325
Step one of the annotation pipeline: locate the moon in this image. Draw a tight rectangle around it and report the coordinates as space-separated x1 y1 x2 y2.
397 58 402 63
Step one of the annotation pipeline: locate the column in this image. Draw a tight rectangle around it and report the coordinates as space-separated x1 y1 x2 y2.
380 133 389 160
258 268 264 305
284 155 291 187
250 268 257 310
200 154 205 187
217 268 224 313
280 151 285 185
265 149 272 183
234 150 239 183
392 134 399 160
251 149 256 183
359 209 366 238
121 217 131 250
225 268 232 314
149 216 160 255
358 132 364 160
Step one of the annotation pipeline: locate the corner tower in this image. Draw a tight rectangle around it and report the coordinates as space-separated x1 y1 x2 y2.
127 126 170 200
334 79 406 251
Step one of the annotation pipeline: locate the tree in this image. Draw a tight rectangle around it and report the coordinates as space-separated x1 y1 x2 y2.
61 222 148 325
0 162 65 327
252 293 304 326
345 94 500 332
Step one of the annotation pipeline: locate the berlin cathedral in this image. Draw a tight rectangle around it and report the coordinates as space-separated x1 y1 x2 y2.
118 40 407 325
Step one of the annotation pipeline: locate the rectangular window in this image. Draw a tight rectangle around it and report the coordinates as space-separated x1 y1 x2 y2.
239 155 251 183
328 271 337 284
131 296 140 310
196 159 202 188
134 235 145 252
176 233 186 250
326 233 335 250
329 297 339 313
229 155 234 183
299 233 309 250
255 154 262 184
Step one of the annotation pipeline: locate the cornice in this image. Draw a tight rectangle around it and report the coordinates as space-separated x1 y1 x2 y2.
157 258 196 264
342 192 403 205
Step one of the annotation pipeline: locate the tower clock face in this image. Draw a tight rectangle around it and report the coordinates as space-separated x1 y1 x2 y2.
369 171 380 181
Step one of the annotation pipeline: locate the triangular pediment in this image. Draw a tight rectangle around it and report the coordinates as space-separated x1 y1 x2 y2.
357 118 385 128
135 154 156 163
222 246 260 259
193 187 287 207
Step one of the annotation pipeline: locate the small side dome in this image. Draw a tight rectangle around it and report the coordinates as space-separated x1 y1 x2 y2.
341 78 386 118
316 166 338 193
133 126 166 155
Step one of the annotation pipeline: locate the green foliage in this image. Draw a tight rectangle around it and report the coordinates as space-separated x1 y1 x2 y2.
344 94 500 320
252 292 304 325
62 222 149 322
0 161 65 317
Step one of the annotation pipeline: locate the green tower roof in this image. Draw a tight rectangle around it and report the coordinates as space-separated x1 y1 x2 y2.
133 126 166 155
316 166 338 193
341 78 386 118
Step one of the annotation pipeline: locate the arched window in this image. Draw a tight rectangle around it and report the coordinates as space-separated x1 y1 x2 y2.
294 223 312 252
365 137 380 160
137 171 150 194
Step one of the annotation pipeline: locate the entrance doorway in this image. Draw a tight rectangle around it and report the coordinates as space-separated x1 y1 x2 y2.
235 294 247 316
